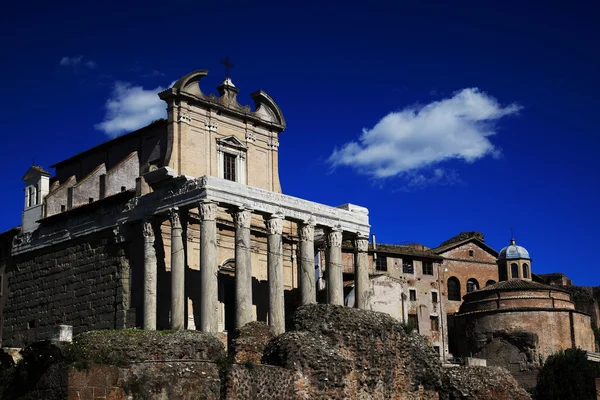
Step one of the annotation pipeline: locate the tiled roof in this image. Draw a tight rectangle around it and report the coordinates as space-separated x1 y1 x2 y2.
472 279 568 294
342 241 442 259
432 231 498 256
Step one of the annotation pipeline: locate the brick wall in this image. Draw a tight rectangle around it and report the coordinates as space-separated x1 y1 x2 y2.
2 230 131 347
438 242 498 313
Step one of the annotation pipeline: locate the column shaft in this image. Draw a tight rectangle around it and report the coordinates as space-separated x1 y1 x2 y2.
267 214 285 334
327 228 344 305
170 208 185 330
234 209 253 329
199 202 219 333
143 220 157 330
298 220 316 305
354 236 369 309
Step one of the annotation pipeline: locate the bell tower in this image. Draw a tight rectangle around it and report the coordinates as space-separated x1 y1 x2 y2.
21 165 50 232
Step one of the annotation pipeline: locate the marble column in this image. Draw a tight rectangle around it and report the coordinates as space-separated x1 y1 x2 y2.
170 207 185 330
233 208 253 329
143 220 157 330
354 235 369 309
326 227 344 305
298 220 316 305
266 213 285 335
199 202 218 333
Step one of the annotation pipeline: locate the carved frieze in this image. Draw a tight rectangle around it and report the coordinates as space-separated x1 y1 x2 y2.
124 197 139 212
113 223 126 244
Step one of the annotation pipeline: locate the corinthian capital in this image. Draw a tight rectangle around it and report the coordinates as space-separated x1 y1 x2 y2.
354 235 369 253
266 214 284 235
233 208 252 229
142 220 154 239
168 207 181 228
199 202 217 221
299 219 315 241
327 228 343 248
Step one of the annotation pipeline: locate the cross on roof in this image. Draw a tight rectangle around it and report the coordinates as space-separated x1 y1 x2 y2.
220 56 234 78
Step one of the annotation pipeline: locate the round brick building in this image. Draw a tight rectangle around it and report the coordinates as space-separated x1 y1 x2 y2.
453 239 595 375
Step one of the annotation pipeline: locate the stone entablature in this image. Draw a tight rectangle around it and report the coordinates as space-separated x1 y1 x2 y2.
11 167 369 337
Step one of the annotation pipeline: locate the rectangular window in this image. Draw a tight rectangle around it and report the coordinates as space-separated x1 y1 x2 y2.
407 314 418 328
223 153 237 182
375 255 387 271
430 316 439 332
432 291 438 303
422 261 433 275
403 259 414 274
99 174 106 200
409 289 417 301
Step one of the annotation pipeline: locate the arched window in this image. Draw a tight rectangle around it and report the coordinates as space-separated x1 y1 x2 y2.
466 278 480 293
511 263 519 278
522 263 529 279
486 280 496 287
35 184 40 205
447 277 461 301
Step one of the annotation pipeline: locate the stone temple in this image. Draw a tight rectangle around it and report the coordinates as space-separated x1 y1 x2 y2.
0 69 370 346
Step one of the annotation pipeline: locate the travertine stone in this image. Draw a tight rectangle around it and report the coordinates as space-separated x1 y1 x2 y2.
233 208 253 329
354 235 369 310
327 228 344 306
298 220 316 305
199 202 218 333
143 220 157 330
170 208 185 330
266 214 285 335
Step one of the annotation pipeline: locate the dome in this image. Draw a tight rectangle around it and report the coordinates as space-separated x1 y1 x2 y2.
498 239 530 260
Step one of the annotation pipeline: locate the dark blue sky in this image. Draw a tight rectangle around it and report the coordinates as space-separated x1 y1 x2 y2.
1 1 598 284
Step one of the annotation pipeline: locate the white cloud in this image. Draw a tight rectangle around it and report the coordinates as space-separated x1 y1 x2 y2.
329 88 522 180
59 55 96 69
95 82 169 137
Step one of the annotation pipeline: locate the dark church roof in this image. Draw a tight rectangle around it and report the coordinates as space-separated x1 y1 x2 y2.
432 231 498 256
474 279 569 294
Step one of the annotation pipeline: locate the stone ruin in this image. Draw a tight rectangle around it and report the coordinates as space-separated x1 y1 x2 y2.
0 305 531 400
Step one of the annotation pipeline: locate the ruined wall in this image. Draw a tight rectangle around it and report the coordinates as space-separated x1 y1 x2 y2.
457 309 594 365
438 242 498 313
2 230 132 347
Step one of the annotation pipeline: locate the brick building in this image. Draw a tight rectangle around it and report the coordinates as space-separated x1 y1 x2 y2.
340 242 448 358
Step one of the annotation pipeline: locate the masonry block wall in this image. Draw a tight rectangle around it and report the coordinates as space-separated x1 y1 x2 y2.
2 230 132 347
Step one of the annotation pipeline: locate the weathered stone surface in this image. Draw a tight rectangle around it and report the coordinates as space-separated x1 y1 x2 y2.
2 232 130 348
231 321 274 365
68 329 225 365
264 304 443 399
440 366 531 400
223 364 295 400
